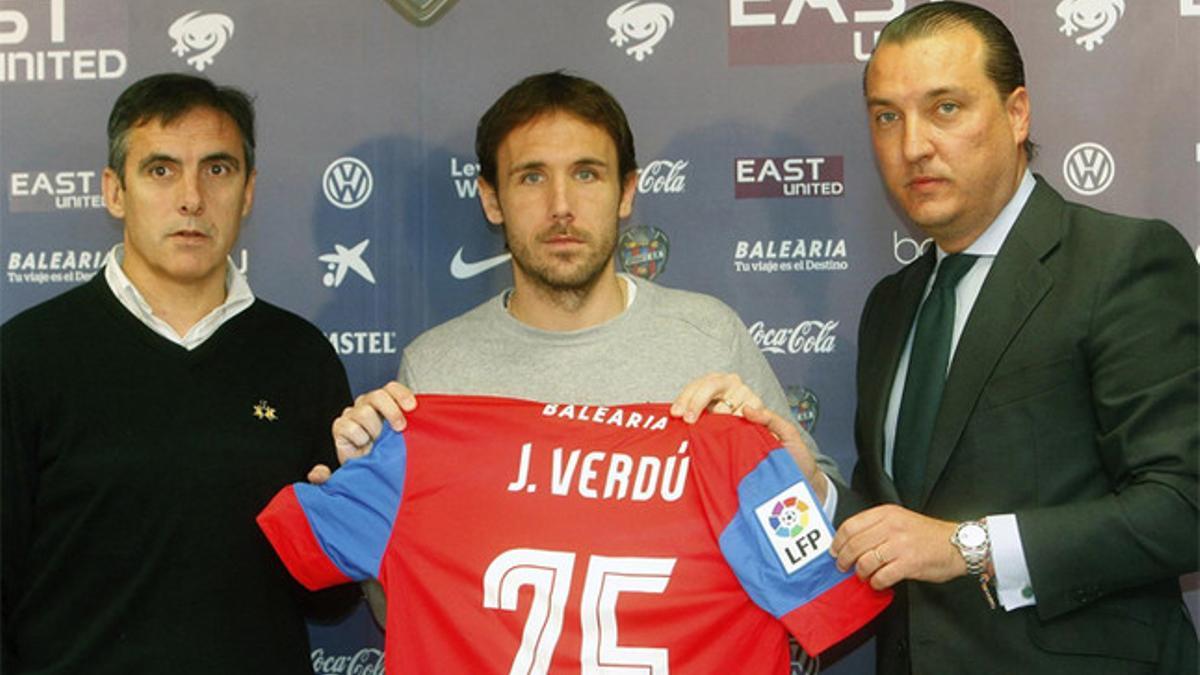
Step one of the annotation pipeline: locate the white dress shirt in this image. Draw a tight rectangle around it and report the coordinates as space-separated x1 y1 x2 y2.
102 243 255 351
881 170 1038 610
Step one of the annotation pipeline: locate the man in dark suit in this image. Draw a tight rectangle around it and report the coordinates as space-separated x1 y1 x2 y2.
826 3 1199 674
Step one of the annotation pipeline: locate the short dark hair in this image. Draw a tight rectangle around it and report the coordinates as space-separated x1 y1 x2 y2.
475 71 637 190
867 1 1036 160
107 72 256 183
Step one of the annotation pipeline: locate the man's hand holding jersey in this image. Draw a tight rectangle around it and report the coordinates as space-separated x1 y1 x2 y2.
671 372 828 504
307 382 416 484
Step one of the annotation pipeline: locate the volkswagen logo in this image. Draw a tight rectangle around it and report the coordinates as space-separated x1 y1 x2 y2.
1062 142 1115 196
323 156 373 209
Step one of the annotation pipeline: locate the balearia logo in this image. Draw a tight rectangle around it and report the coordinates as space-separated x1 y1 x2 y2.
619 225 669 280
749 319 838 355
450 248 511 280
9 169 104 212
168 10 234 71
1063 142 1115 196
450 157 480 199
734 156 844 199
0 0 128 82
326 330 399 356
312 647 385 675
637 159 687 194
319 239 376 288
1056 0 1123 51
382 0 458 27
6 248 247 285
323 157 374 209
893 230 932 265
607 1 674 62
754 482 832 574
6 249 106 284
729 0 902 65
733 238 848 274
785 385 819 433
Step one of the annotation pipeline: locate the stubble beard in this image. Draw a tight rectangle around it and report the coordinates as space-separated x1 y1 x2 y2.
507 222 619 312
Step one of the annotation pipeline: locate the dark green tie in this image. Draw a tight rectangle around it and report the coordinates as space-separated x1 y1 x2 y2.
893 253 978 505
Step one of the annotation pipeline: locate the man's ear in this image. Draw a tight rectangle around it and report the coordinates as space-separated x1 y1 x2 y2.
241 169 257 217
1006 86 1031 148
479 178 504 225
102 167 126 219
618 171 637 219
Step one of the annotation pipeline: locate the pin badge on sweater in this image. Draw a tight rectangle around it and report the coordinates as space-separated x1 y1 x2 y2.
253 400 278 421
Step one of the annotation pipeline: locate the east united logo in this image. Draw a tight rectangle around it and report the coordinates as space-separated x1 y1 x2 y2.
755 482 832 574
734 156 844 199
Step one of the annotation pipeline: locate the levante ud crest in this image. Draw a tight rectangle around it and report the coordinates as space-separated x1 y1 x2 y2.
619 225 670 281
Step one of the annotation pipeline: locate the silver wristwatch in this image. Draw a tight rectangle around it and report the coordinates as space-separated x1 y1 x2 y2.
951 520 997 608
951 520 990 575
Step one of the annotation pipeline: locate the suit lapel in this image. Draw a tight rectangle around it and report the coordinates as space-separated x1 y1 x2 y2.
860 248 935 502
917 178 1064 508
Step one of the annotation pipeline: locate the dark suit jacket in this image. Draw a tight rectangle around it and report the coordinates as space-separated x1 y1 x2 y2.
845 177 1198 674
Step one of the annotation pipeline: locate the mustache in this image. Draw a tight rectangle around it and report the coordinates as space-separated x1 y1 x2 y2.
538 223 591 243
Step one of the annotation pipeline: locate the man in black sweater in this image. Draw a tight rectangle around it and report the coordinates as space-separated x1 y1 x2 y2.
1 73 357 673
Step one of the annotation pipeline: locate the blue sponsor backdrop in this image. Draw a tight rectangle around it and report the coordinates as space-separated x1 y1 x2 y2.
2 1 1197 672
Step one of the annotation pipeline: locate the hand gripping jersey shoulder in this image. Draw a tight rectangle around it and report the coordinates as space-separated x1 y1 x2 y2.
258 395 890 673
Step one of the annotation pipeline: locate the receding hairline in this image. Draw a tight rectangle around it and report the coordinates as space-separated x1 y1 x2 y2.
863 22 988 96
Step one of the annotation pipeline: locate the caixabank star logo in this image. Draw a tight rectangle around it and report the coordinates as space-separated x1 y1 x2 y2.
383 0 458 26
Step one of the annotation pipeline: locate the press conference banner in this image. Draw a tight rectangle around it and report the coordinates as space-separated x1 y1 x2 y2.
2 1 1196 673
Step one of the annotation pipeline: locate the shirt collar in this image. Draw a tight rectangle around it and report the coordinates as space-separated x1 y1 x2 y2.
103 243 255 348
944 168 1035 260
502 273 638 312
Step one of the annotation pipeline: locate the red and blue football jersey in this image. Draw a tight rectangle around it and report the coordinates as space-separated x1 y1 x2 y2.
258 395 890 673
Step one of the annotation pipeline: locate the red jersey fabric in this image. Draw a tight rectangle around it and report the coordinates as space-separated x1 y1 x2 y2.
259 395 890 673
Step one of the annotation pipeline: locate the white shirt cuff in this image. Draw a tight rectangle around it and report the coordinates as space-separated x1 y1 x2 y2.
820 473 838 520
986 513 1037 610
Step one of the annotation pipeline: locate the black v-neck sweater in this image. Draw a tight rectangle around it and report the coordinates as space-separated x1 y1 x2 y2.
3 272 353 674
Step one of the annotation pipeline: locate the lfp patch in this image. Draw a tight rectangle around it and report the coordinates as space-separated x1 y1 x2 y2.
755 481 833 575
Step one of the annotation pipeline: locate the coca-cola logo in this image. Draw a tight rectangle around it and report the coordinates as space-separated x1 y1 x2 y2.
312 647 385 675
637 159 688 194
748 320 838 355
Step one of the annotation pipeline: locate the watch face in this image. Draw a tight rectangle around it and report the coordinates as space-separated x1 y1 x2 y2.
957 524 987 548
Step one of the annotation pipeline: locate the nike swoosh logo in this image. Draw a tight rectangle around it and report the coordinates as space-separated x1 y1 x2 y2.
450 247 512 279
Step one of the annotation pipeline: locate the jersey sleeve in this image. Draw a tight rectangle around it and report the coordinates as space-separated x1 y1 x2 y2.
690 420 892 655
257 427 409 591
